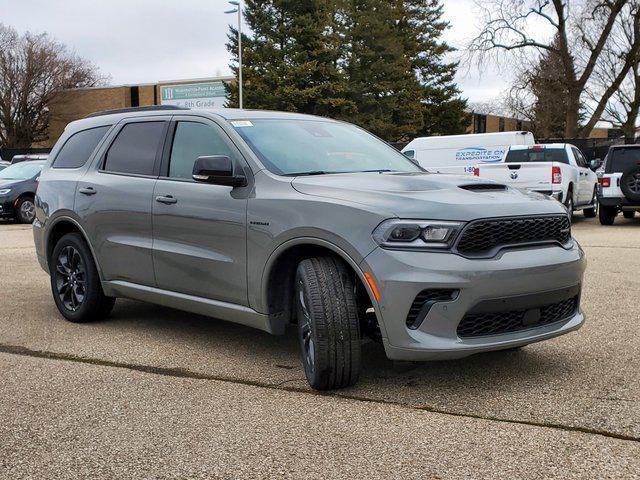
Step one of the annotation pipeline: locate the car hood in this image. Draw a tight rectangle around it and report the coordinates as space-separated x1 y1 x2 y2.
291 172 566 221
0 179 26 190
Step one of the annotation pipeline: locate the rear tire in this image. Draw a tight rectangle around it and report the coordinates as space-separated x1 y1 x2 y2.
564 189 574 219
623 210 636 219
583 189 597 218
50 233 115 323
295 257 361 390
16 196 36 224
599 205 617 226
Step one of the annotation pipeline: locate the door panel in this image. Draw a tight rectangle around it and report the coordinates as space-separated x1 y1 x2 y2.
75 118 167 286
152 180 248 304
76 173 157 285
151 118 249 305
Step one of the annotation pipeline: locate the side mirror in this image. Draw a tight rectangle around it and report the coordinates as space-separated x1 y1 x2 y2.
192 155 247 187
589 158 602 171
402 151 420 166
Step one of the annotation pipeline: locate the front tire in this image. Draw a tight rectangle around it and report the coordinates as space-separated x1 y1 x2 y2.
16 196 36 224
599 205 617 225
50 233 115 323
295 257 361 390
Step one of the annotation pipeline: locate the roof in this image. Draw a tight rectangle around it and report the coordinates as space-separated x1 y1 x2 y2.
68 107 336 133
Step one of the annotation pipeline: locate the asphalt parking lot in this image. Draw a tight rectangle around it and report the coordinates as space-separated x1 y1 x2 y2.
1 215 639 479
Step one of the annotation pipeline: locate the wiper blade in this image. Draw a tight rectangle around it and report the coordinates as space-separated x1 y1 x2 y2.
359 169 397 173
283 170 332 177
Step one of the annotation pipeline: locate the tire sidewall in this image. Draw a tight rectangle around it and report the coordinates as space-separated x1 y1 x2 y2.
295 268 320 385
50 233 100 322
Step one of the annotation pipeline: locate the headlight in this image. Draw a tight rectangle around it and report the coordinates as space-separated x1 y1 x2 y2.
0 189 11 195
373 219 464 250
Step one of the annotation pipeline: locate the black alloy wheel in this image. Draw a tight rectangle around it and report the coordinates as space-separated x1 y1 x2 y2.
55 245 86 312
50 233 115 323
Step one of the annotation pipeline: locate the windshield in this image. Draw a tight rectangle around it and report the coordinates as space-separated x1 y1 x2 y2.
0 161 44 180
605 147 640 174
230 119 422 175
506 148 568 164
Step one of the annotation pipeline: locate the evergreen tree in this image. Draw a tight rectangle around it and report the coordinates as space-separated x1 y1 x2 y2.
226 0 354 118
403 0 469 135
226 0 469 142
339 0 425 141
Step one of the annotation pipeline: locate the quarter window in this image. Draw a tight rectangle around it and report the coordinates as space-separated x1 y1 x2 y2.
53 126 111 169
168 122 235 180
104 122 166 176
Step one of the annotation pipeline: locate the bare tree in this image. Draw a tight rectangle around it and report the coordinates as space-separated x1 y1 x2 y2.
0 24 105 148
594 5 640 139
469 0 640 138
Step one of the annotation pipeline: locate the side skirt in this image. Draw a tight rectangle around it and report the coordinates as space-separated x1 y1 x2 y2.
103 280 279 334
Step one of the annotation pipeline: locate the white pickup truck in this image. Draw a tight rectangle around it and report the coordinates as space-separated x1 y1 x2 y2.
474 144 599 216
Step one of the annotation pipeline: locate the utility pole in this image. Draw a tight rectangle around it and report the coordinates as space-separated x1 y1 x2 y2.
225 0 243 109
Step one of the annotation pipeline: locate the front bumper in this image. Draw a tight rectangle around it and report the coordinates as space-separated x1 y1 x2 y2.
0 198 16 218
361 242 586 361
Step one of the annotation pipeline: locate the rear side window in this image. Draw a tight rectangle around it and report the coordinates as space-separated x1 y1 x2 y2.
103 122 166 176
606 147 640 174
52 126 110 169
505 148 568 164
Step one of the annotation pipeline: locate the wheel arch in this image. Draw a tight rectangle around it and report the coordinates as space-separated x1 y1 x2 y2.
261 238 381 333
45 216 104 281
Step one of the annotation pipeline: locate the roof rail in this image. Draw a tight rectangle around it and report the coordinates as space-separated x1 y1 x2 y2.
85 105 190 118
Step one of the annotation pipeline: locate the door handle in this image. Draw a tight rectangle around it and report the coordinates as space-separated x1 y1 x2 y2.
155 195 177 205
78 187 96 195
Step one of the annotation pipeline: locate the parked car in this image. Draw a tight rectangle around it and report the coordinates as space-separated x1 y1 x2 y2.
10 154 48 165
34 107 586 390
597 144 640 225
0 160 45 223
474 144 599 217
401 131 535 175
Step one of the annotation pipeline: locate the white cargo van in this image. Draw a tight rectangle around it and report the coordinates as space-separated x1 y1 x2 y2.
402 131 535 175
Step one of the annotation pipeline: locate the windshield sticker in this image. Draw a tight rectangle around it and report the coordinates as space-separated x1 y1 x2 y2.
230 120 254 127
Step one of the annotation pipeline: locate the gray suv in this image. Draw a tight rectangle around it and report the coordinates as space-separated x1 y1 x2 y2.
34 106 586 390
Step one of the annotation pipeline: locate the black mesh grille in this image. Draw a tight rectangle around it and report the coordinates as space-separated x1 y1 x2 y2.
456 215 571 257
457 295 578 338
406 289 458 328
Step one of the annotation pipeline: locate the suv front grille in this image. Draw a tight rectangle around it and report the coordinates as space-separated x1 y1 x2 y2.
457 295 579 338
455 215 571 257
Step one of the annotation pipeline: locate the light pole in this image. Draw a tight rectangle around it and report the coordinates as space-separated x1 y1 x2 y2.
225 0 243 109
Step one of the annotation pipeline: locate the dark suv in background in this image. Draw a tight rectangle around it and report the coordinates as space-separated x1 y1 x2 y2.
0 160 45 223
597 144 640 224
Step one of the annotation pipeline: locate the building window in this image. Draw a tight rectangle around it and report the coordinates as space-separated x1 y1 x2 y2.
516 120 523 130
499 117 505 132
130 86 140 107
474 114 487 134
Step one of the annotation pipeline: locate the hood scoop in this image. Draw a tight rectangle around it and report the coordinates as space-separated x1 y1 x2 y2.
459 183 507 192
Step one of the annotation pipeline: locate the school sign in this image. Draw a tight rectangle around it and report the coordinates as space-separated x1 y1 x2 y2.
160 81 228 109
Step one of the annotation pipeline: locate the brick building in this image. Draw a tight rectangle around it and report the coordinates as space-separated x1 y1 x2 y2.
42 76 233 148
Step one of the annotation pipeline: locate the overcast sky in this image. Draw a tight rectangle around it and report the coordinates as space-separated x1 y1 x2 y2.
0 0 508 103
